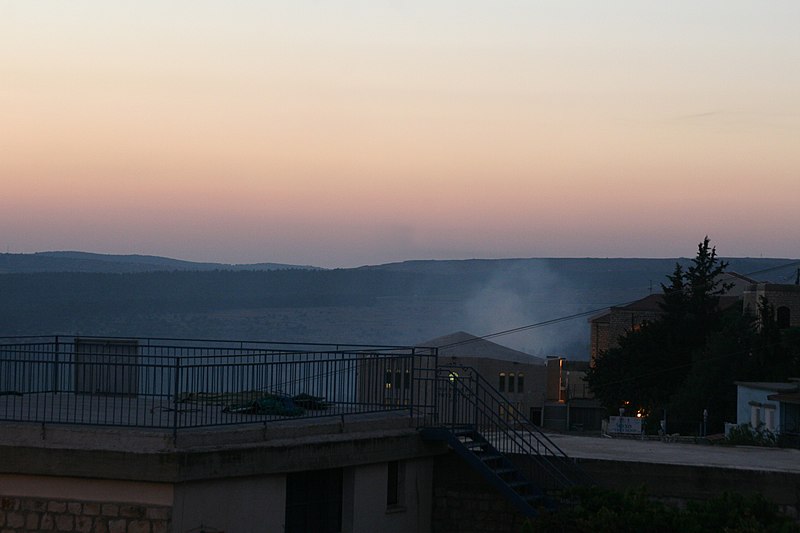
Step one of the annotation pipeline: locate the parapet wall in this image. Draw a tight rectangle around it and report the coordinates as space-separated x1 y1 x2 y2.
432 452 800 533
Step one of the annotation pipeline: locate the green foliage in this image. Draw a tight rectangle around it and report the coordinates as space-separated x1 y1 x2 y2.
586 320 681 414
667 307 754 434
587 237 733 418
587 237 800 433
725 423 778 447
525 487 799 533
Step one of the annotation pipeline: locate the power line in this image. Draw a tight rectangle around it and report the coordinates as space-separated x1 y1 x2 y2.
438 259 800 351
737 259 800 278
439 303 638 350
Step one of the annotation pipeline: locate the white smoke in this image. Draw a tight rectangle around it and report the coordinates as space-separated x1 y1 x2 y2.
463 262 591 359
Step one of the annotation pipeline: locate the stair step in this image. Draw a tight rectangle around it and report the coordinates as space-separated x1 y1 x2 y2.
508 480 530 488
464 440 487 449
492 467 517 476
478 454 502 462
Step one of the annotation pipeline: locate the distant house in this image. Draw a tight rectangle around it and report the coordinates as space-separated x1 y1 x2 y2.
735 380 800 439
417 332 604 431
589 294 664 365
742 282 800 329
418 332 547 423
589 272 756 364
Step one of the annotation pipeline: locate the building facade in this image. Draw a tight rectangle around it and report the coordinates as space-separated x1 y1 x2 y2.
742 283 800 329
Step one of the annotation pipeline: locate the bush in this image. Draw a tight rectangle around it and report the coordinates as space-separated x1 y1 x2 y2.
524 487 798 533
725 424 778 447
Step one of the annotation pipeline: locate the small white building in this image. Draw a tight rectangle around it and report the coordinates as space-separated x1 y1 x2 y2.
735 380 800 433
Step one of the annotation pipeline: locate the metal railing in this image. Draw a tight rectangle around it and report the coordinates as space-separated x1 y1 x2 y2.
0 335 591 491
0 335 439 433
430 364 592 491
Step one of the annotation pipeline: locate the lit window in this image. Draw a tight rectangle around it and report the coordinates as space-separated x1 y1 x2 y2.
385 370 393 389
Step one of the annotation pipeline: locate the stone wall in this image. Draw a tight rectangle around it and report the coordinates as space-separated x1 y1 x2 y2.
0 496 171 533
432 450 800 532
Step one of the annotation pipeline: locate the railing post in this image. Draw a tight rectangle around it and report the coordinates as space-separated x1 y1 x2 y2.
409 353 415 422
172 356 180 444
450 375 458 430
53 335 60 394
433 351 440 426
473 372 479 430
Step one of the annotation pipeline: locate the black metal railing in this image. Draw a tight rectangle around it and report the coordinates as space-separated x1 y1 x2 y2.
0 335 439 433
430 364 592 491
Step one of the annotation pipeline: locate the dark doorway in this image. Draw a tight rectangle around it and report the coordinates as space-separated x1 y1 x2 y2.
285 468 343 533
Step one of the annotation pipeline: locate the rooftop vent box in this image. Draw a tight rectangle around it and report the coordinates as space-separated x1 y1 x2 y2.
74 338 139 396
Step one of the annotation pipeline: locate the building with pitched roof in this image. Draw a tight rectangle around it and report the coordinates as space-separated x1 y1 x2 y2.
589 272 756 365
419 332 547 423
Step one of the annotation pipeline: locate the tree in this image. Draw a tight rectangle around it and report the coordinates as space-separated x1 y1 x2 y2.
682 236 733 341
587 237 733 422
659 263 687 325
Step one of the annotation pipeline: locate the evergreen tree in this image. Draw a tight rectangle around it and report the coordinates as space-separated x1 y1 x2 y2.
659 263 687 326
587 237 733 423
683 236 733 341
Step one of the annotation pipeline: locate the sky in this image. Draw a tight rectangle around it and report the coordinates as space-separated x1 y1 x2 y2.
2 1 799 268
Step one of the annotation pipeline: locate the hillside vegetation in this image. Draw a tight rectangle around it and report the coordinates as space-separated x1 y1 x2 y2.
1 255 796 356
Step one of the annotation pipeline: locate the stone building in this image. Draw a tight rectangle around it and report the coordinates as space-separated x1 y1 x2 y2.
742 282 800 329
589 272 755 365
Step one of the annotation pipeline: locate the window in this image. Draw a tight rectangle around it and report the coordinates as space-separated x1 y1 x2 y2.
777 306 791 329
386 460 405 508
498 372 506 392
385 370 393 389
529 407 542 426
765 406 777 432
507 373 515 393
517 373 524 393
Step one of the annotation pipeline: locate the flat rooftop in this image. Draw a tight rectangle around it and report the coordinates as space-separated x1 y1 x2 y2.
547 432 800 474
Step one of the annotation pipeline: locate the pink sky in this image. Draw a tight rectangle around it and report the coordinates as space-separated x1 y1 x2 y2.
2 2 799 267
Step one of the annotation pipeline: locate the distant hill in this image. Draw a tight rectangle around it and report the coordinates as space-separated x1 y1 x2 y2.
0 252 321 274
0 254 797 359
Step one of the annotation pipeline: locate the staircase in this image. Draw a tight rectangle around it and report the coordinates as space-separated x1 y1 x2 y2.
420 364 591 517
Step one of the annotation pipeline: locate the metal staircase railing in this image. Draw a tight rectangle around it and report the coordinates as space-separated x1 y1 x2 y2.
421 364 592 503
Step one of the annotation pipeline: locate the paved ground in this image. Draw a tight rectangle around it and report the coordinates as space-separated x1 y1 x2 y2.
0 391 400 429
546 432 800 473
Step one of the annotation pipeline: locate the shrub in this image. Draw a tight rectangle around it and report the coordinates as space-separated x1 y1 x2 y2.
524 487 798 533
725 423 778 447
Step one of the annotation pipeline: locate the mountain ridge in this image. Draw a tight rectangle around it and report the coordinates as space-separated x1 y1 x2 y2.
0 251 321 273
